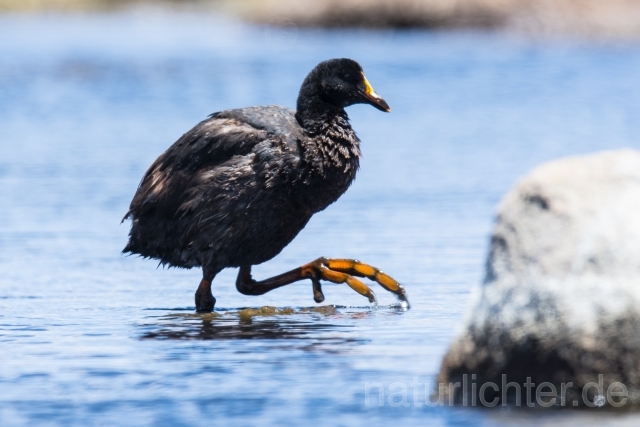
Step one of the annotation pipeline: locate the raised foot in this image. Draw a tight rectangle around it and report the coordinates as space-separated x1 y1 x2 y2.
304 257 410 308
235 259 409 308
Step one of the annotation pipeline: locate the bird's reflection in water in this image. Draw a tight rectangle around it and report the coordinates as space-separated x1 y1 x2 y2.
138 308 371 350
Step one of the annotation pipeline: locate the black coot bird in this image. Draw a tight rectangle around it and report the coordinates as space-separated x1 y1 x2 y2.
123 58 408 312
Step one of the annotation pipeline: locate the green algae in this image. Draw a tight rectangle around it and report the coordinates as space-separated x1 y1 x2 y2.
161 305 338 321
237 305 337 320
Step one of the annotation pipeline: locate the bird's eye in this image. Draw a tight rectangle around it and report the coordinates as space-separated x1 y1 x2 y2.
343 73 352 80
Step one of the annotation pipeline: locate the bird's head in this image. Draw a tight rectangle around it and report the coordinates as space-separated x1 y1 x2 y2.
298 58 390 113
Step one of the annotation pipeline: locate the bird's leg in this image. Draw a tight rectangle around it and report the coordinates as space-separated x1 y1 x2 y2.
236 257 408 307
195 271 217 313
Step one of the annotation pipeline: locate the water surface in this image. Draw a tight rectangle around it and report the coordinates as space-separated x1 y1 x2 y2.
1 9 640 426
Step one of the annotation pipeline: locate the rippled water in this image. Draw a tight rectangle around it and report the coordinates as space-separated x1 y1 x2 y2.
2 8 640 426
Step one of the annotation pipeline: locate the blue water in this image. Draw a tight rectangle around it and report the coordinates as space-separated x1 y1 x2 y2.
1 8 640 426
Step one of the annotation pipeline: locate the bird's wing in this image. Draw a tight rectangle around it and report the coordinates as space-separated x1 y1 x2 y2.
123 115 270 223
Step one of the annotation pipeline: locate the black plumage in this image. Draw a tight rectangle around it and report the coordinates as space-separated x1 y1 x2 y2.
123 58 408 312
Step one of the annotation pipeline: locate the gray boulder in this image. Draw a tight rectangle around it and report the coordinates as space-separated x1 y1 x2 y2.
437 149 640 408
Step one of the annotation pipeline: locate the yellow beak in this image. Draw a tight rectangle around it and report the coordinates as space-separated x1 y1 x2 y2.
362 73 390 112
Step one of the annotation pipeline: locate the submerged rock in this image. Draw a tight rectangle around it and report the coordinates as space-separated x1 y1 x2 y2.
438 149 640 408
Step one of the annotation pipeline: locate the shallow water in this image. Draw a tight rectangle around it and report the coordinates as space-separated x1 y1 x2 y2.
1 8 640 426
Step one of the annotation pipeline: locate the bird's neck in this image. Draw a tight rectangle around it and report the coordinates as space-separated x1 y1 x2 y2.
294 90 361 179
295 88 348 134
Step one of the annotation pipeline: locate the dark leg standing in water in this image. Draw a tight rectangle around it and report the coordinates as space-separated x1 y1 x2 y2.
123 58 409 312
195 269 216 313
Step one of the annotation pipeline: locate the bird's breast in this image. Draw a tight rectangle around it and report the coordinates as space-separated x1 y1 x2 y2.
293 132 360 214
